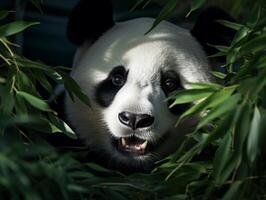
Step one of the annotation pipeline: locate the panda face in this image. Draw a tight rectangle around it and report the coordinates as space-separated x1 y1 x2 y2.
65 18 211 171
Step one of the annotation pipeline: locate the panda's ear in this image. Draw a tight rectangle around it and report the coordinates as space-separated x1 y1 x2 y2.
191 7 236 56
67 0 114 45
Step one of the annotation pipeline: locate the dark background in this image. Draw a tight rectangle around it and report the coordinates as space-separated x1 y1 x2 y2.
0 0 234 68
0 0 165 67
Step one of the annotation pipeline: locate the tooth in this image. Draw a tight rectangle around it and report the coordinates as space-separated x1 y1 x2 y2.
121 138 126 147
140 140 148 149
135 146 141 150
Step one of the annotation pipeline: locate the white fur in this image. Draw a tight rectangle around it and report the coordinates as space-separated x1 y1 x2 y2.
65 18 211 168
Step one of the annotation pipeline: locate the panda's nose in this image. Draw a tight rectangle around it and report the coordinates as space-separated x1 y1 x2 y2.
118 111 154 130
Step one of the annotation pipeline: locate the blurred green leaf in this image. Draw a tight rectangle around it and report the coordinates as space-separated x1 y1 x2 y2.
16 91 53 112
240 33 266 55
231 26 250 46
222 181 243 200
57 70 90 107
211 71 226 79
0 21 39 38
217 20 243 31
186 0 205 17
146 0 178 34
0 87 14 115
0 10 13 21
247 0 262 27
247 106 261 164
130 0 151 11
213 133 233 185
0 114 38 128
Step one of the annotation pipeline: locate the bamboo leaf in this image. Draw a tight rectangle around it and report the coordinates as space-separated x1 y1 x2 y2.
247 0 262 27
146 0 178 34
211 71 226 79
213 133 233 185
240 33 266 55
0 21 39 38
57 70 90 107
196 94 241 130
0 10 13 21
169 88 214 107
217 20 243 31
222 181 243 200
48 114 77 139
247 106 261 164
176 86 237 126
17 91 53 112
186 0 205 17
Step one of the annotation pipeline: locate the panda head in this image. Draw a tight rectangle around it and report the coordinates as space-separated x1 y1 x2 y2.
65 0 234 172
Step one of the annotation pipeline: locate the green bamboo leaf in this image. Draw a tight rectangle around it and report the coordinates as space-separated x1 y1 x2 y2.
130 0 150 11
15 57 54 73
216 105 250 184
48 114 77 139
196 94 241 130
240 33 266 55
186 82 223 90
247 106 261 164
255 56 266 69
208 51 227 58
57 70 90 107
0 87 14 115
34 72 53 93
169 88 214 107
186 0 205 17
247 0 262 28
17 71 33 92
217 20 243 31
213 133 233 185
209 45 230 52
211 71 226 79
17 91 53 112
14 95 28 115
231 26 250 46
176 86 237 126
0 10 13 21
0 21 39 38
0 114 37 128
146 0 178 34
222 181 243 200
234 104 251 155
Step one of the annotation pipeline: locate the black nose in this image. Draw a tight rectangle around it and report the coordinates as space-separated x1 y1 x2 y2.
118 112 154 130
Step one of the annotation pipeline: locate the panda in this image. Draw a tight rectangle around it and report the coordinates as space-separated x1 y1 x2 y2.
64 0 234 172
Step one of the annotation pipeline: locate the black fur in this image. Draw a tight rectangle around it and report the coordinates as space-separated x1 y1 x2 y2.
161 70 190 115
191 7 236 56
67 0 114 45
95 66 128 107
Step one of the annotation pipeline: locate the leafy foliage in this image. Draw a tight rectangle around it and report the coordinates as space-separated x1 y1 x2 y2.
0 0 266 199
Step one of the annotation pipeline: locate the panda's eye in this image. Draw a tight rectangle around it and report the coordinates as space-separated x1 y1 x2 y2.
112 74 125 86
164 79 178 92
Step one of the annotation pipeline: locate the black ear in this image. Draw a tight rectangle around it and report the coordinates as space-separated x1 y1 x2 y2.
191 7 236 55
67 0 114 45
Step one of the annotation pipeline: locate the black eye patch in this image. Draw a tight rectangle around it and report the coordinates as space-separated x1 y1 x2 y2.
161 70 190 115
95 66 128 107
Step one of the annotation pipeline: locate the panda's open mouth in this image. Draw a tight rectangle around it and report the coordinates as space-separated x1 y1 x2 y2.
113 136 153 156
